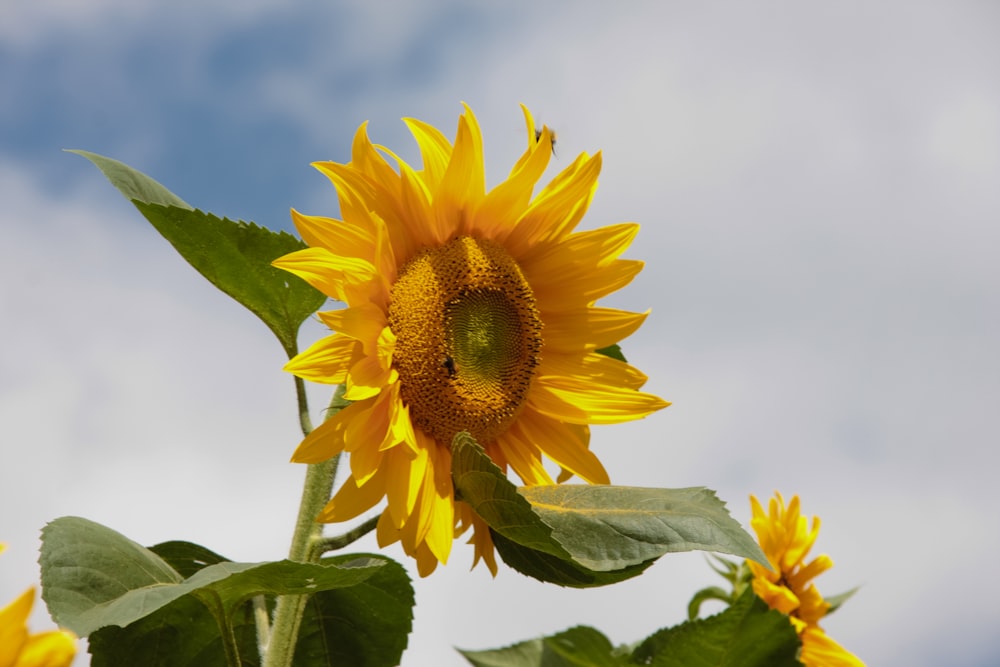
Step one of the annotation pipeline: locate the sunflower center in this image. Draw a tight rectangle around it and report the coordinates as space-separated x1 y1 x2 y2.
388 236 542 444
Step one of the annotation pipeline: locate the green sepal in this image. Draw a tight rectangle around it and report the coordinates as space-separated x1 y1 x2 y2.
450 433 765 586
823 586 860 616
594 343 627 363
68 150 325 358
459 625 629 667
632 588 803 667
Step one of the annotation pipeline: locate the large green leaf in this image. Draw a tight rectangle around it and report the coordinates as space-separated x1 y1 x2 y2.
69 150 325 357
87 593 263 667
452 432 654 586
451 432 573 561
451 433 764 586
459 626 628 667
294 554 414 667
39 517 384 637
631 588 803 667
490 532 653 588
520 485 767 569
149 540 232 579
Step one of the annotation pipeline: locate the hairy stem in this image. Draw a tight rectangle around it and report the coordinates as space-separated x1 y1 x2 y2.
263 386 346 667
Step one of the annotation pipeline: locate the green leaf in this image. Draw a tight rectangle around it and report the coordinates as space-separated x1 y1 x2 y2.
149 540 231 578
451 432 573 560
40 517 184 635
39 517 385 637
451 432 765 586
631 588 803 667
459 637 544 667
520 485 767 570
87 593 262 667
70 150 325 357
67 149 193 209
460 626 627 667
451 432 656 587
823 586 860 616
491 532 653 588
294 554 414 667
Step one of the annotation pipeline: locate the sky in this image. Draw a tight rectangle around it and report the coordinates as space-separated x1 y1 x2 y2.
2 1 999 665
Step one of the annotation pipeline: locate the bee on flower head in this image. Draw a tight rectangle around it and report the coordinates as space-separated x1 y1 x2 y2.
534 126 557 156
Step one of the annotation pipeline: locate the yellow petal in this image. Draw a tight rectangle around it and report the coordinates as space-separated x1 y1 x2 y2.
504 152 601 257
318 303 387 352
494 427 555 486
384 444 428 528
433 106 485 237
16 630 77 667
421 443 455 564
473 124 551 238
0 588 32 664
522 222 640 268
529 376 670 425
542 307 649 351
289 397 374 463
290 209 374 261
344 354 393 401
272 247 375 303
317 470 386 523
403 117 453 191
536 350 648 391
511 413 610 485
283 335 357 385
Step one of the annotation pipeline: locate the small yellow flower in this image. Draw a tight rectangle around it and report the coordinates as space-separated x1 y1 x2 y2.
748 494 864 667
0 544 76 667
275 104 668 575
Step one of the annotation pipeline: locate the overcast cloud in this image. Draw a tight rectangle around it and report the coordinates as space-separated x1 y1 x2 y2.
2 2 998 665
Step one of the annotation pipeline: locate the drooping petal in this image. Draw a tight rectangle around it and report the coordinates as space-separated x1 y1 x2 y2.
289 396 374 463
511 412 609 485
384 443 428 528
317 469 386 523
495 426 555 486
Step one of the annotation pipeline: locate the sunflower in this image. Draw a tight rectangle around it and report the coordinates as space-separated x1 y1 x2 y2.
748 494 865 667
0 544 77 667
275 104 668 576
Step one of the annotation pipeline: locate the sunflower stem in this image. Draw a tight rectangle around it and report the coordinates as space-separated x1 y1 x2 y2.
264 387 346 667
294 376 313 437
